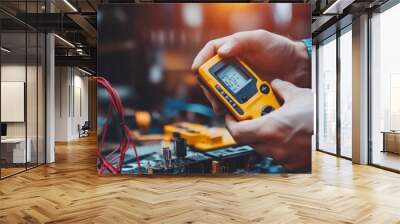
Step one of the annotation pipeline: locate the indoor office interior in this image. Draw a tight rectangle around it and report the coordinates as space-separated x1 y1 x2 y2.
0 0 400 222
0 10 46 178
0 0 399 179
314 2 400 172
0 0 96 179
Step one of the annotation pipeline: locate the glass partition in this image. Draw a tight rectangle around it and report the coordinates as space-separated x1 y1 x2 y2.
0 1 46 179
1 30 28 177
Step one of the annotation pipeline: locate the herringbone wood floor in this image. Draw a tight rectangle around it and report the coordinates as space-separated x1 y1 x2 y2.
1 136 400 224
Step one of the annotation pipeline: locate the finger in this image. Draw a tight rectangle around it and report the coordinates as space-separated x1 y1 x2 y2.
252 143 289 164
217 30 266 57
277 135 312 173
251 143 275 157
271 79 298 101
218 32 252 57
224 113 237 129
199 83 225 115
224 115 283 144
252 136 311 173
191 37 226 71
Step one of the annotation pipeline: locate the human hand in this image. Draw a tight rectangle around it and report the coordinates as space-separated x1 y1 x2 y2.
191 29 310 87
224 79 313 172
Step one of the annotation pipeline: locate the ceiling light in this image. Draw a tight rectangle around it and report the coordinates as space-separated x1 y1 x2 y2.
78 67 93 76
63 0 78 12
1 47 11 53
54 34 75 48
323 0 354 15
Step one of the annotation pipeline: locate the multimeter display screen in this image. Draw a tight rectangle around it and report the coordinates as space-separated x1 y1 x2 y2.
217 65 251 93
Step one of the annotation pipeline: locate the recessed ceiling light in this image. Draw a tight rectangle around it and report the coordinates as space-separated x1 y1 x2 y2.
78 67 93 76
54 34 75 48
1 47 11 53
323 0 354 15
63 0 78 12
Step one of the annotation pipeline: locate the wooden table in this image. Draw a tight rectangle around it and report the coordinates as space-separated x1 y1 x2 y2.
381 131 400 154
1 138 31 165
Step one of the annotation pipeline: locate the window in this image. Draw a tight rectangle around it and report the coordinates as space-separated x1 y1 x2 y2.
339 29 352 158
317 37 337 154
371 3 400 171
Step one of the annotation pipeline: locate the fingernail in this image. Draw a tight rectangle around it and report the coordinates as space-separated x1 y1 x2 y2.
271 79 282 85
191 60 197 70
191 56 200 70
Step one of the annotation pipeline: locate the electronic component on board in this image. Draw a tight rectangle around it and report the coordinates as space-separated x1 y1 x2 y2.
120 143 283 175
211 160 219 174
146 161 154 175
162 146 172 168
164 122 235 151
198 55 281 121
175 136 187 158
205 145 256 173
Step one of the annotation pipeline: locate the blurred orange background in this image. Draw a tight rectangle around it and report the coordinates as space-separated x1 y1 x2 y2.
98 3 310 116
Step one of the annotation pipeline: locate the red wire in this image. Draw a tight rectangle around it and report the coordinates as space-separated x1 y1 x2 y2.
96 76 142 175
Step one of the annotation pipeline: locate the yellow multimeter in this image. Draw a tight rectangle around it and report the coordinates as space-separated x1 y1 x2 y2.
198 55 280 121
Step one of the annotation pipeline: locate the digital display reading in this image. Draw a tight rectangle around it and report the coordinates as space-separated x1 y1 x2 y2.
217 65 251 93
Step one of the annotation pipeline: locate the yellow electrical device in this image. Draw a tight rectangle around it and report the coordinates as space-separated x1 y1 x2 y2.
198 55 280 121
163 122 236 151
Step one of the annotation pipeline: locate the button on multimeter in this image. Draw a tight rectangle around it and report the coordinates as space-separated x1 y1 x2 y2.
234 106 244 115
261 106 274 116
215 85 244 115
260 84 270 94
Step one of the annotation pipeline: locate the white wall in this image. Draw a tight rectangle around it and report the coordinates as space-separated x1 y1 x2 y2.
55 67 89 141
72 73 89 138
55 67 69 141
1 65 40 138
1 65 26 139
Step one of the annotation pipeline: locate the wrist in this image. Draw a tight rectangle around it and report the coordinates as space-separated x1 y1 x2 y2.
288 41 311 87
294 41 310 61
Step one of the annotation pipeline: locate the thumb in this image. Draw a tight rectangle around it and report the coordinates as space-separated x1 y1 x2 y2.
271 79 297 101
198 83 225 115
